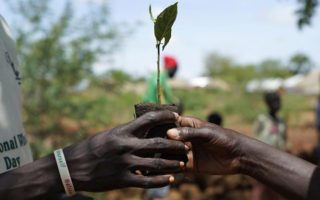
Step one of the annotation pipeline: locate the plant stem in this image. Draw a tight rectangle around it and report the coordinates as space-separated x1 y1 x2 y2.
156 43 161 105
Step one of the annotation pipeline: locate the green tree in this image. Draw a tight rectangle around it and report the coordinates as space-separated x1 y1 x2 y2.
205 53 292 85
92 69 132 91
289 53 313 75
296 0 318 29
3 0 119 155
205 53 234 76
258 59 291 78
205 53 259 84
107 70 132 84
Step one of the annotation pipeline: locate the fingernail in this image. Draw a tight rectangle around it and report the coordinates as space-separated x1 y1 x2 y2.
169 176 175 183
135 170 142 175
173 112 179 120
179 161 185 168
167 129 179 139
184 144 190 151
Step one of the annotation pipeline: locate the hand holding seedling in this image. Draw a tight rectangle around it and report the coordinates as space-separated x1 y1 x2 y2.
167 116 242 175
0 111 187 199
63 111 186 191
168 116 316 199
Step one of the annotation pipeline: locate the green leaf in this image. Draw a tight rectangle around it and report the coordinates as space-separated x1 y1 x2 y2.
149 5 156 23
154 2 178 45
162 29 171 51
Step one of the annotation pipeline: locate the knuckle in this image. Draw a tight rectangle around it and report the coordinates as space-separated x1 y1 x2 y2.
143 111 158 124
182 127 193 137
199 127 212 139
141 179 152 188
112 124 128 136
175 142 185 152
113 139 132 154
151 138 168 149
225 130 238 147
127 161 136 170
152 159 166 170
201 127 212 134
152 137 165 146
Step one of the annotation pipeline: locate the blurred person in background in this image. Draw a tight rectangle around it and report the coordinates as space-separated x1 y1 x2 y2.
143 55 178 104
251 91 289 200
207 112 223 126
254 92 288 151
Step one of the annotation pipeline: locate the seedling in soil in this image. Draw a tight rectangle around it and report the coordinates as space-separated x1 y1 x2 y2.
134 3 187 164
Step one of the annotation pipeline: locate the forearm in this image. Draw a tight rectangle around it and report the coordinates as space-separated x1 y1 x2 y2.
0 153 63 200
238 134 316 200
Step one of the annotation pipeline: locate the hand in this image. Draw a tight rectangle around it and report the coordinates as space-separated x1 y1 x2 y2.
64 111 187 192
167 116 242 175
168 116 318 200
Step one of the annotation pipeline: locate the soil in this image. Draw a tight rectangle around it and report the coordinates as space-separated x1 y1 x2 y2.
135 102 178 138
134 102 188 163
135 102 178 117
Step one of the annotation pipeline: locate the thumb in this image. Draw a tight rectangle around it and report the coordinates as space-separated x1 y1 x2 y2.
167 127 208 141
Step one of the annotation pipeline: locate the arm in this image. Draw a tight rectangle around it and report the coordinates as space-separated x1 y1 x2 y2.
239 132 315 199
168 116 316 200
0 154 62 200
0 111 187 200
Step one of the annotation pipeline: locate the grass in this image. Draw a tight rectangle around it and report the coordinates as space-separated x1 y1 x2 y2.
174 88 315 128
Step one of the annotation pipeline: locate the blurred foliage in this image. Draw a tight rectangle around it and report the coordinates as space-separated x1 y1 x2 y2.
296 0 318 29
89 70 144 95
92 70 132 89
205 53 255 85
3 0 120 156
289 53 314 75
205 53 292 85
107 70 132 84
258 59 292 78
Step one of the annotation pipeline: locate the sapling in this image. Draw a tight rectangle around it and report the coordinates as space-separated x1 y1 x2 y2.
134 3 187 163
149 2 178 105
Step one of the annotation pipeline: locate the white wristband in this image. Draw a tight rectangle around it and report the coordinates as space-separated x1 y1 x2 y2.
54 149 76 196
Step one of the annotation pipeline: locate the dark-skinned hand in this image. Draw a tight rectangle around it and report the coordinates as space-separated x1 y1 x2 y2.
167 116 242 175
63 111 187 192
168 115 318 200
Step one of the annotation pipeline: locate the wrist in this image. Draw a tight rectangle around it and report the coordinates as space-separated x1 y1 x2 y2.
41 154 65 194
54 149 76 196
23 153 65 199
62 142 86 191
236 134 260 176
